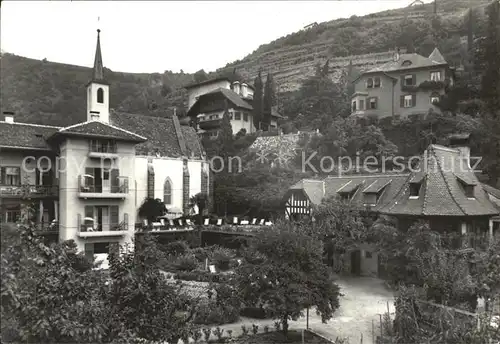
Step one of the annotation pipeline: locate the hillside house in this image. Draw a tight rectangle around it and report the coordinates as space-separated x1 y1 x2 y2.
283 135 500 276
0 29 209 263
186 78 283 138
350 47 454 120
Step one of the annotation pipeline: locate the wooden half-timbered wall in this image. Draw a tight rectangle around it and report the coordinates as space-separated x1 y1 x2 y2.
284 190 312 219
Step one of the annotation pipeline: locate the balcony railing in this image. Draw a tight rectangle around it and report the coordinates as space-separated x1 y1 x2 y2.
0 184 58 198
78 176 129 196
80 222 129 232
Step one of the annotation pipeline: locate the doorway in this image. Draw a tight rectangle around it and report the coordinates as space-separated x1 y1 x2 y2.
350 250 361 276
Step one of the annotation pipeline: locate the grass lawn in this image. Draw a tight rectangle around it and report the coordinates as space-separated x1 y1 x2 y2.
226 331 331 344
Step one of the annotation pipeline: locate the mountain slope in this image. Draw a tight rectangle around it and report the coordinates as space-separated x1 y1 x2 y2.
0 0 491 126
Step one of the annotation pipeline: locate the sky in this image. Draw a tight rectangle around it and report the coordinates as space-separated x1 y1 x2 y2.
1 0 429 74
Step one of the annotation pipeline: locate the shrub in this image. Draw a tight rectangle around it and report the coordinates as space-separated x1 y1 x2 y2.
227 329 233 339
252 324 259 335
194 302 239 325
164 240 190 256
264 325 270 333
274 321 281 332
241 325 249 336
191 330 202 343
213 327 224 341
239 307 268 319
209 247 235 271
202 328 211 342
173 254 198 271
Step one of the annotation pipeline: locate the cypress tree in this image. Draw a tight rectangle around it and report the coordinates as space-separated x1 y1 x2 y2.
263 73 276 129
217 100 234 158
480 0 500 110
252 69 264 130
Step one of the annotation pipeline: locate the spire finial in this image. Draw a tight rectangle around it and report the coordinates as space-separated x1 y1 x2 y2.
91 24 105 82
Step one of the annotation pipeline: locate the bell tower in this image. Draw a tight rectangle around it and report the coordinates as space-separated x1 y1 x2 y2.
86 28 110 123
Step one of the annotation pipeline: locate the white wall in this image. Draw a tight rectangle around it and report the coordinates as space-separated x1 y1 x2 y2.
187 80 231 110
58 137 137 251
86 83 110 123
135 156 205 216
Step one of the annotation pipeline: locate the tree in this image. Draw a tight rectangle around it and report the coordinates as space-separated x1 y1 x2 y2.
189 192 209 224
105 236 196 343
235 224 341 337
215 100 234 158
252 70 264 130
138 198 167 225
193 69 209 83
480 0 500 111
263 73 276 129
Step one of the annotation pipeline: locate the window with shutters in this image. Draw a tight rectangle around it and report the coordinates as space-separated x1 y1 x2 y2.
352 100 357 111
369 97 378 109
430 71 441 81
404 74 415 86
403 94 414 108
1 167 21 185
97 88 104 103
374 77 381 88
163 178 172 204
430 92 440 104
110 206 119 226
359 99 365 110
367 78 374 88
234 112 241 120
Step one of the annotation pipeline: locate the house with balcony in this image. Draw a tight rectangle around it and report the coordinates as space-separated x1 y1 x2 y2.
350 48 454 120
186 78 283 138
283 134 500 277
0 29 209 263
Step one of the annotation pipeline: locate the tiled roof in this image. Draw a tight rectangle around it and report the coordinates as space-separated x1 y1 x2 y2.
184 77 231 89
110 112 204 159
482 183 500 200
290 179 325 205
365 51 447 74
203 88 253 111
53 120 147 142
380 145 499 216
0 121 60 150
324 174 409 211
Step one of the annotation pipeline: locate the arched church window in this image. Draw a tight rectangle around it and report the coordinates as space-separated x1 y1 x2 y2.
163 178 172 205
97 88 104 104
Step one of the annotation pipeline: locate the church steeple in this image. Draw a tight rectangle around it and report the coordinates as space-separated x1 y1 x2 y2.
86 28 110 123
92 29 105 82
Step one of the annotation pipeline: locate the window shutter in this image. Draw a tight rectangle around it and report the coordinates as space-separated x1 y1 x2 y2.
412 74 416 85
400 95 405 107
0 167 4 184
400 75 404 86
412 94 416 107
77 213 81 230
110 169 119 189
124 213 129 230
84 243 94 262
110 206 119 225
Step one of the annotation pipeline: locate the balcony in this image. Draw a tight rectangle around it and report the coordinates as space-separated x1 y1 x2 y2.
0 184 58 198
78 176 129 199
88 141 118 159
78 221 129 238
198 117 222 130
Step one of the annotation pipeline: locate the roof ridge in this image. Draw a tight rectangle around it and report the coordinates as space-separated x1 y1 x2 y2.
326 173 409 179
429 146 466 215
0 121 62 129
60 119 147 140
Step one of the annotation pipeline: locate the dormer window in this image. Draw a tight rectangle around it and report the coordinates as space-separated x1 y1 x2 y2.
455 174 476 199
337 181 360 202
402 60 412 66
363 179 391 206
404 74 415 86
409 183 421 198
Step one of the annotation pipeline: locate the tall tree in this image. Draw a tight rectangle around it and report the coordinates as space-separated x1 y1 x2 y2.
252 69 264 131
263 73 276 129
216 100 234 158
235 224 341 337
480 0 500 111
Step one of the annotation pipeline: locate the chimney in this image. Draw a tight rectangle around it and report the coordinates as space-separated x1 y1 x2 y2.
232 81 241 95
449 133 471 168
90 111 100 121
3 111 14 123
